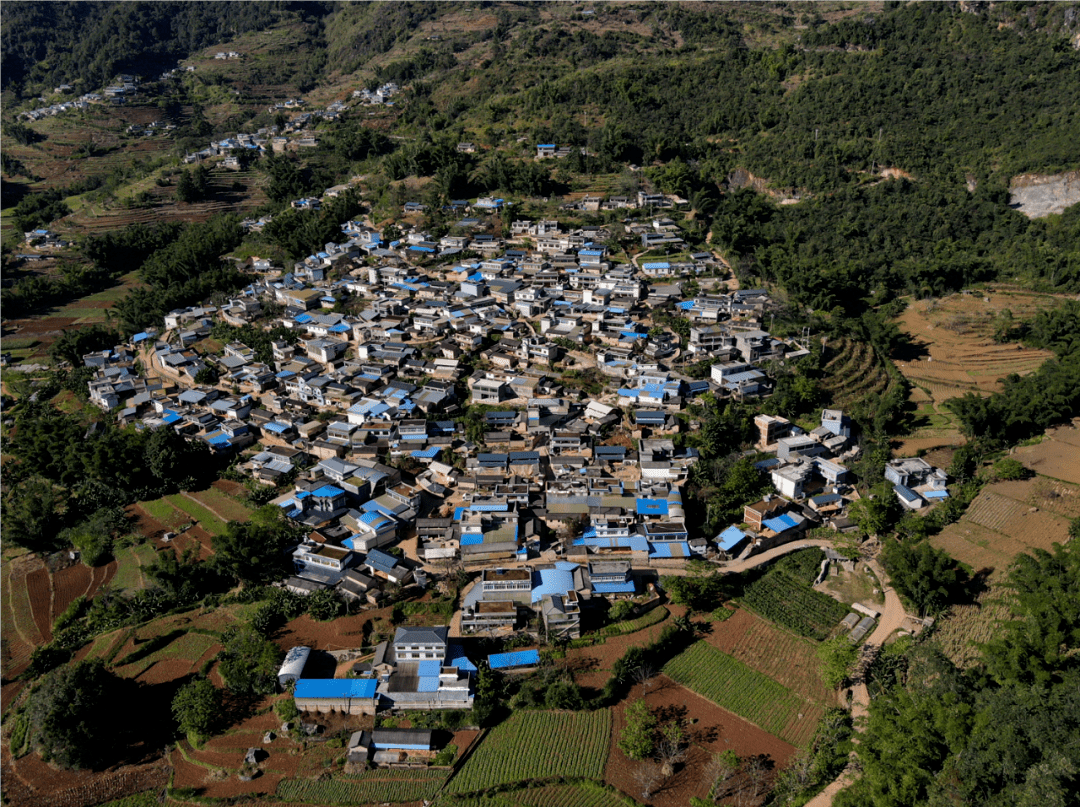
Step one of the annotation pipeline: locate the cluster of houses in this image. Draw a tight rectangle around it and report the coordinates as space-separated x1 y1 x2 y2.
66 156 955 740
352 82 400 105
20 73 144 117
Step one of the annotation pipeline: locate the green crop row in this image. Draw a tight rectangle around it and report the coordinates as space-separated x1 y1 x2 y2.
446 710 611 794
663 641 805 742
600 606 668 636
278 770 448 804
440 780 637 807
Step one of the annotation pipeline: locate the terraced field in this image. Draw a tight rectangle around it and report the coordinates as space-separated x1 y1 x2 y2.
819 338 893 409
890 290 1064 450
111 543 160 593
931 478 1073 575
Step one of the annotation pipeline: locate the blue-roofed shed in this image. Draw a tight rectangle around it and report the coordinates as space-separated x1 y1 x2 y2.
716 525 749 552
488 649 540 670
763 513 799 532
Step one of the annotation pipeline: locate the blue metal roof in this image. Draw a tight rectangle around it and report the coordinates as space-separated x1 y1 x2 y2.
763 513 799 532
416 660 442 677
461 533 484 546
531 567 577 603
264 421 289 433
488 649 540 669
294 679 377 699
677 300 696 310
312 485 345 498
417 676 441 692
894 484 921 502
595 446 627 457
635 409 667 423
411 447 440 459
366 548 398 573
649 541 692 559
593 581 636 594
636 498 669 516
923 489 950 500
642 261 671 270
445 644 477 672
717 525 748 551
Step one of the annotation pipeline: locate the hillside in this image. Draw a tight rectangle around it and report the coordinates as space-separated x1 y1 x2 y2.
2 5 1080 807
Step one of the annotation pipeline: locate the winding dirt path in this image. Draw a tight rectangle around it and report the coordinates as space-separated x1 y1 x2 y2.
804 559 906 807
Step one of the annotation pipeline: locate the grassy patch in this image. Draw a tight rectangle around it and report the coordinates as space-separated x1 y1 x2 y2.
166 494 228 536
138 497 185 524
187 487 253 522
111 543 158 592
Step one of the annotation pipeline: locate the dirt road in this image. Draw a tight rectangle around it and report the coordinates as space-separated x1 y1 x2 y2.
804 559 906 807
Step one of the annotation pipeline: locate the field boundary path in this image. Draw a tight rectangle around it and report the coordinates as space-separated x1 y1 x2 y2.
804 558 906 807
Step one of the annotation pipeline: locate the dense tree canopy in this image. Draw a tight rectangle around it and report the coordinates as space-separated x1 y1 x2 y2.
24 660 120 769
837 542 1080 807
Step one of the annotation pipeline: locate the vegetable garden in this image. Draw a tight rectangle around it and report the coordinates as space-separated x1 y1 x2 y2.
277 768 448 804
446 710 612 794
662 641 807 744
599 606 668 637
738 550 850 640
439 780 637 807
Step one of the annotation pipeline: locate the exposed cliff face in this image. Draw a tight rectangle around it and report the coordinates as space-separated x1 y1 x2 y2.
1008 171 1080 219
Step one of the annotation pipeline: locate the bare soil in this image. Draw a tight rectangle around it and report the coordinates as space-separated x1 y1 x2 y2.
1013 420 1080 484
931 475 1074 576
605 677 795 807
893 288 1064 451
1009 170 1080 218
1 744 170 807
51 564 93 621
26 567 53 643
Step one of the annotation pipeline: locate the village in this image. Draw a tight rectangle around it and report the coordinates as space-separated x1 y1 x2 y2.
67 167 951 773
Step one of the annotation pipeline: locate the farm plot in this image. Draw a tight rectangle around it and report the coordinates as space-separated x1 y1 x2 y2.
26 567 53 642
187 486 253 522
739 557 850 641
819 338 892 410
931 521 1015 573
10 557 47 650
1013 420 1080 484
1 559 41 676
51 563 93 621
166 493 228 536
599 606 668 636
278 769 449 804
931 481 1073 574
439 781 636 807
995 477 1080 520
113 632 218 680
111 543 159 593
136 497 188 526
662 641 807 745
708 613 833 704
930 594 1012 669
446 710 611 794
